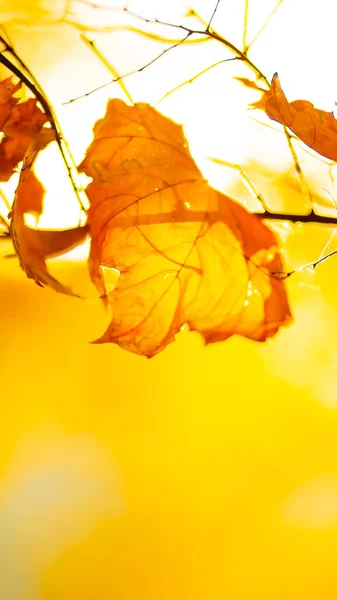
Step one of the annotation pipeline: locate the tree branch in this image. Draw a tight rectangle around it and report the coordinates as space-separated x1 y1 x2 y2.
207 0 221 31
256 210 337 226
64 31 192 104
125 9 269 85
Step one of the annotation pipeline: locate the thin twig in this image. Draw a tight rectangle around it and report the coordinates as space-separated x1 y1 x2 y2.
284 127 312 208
125 10 269 84
86 25 209 44
242 0 249 52
81 34 134 104
315 212 336 264
66 6 269 105
207 0 221 31
64 31 191 104
245 0 285 52
0 35 39 86
154 56 239 106
268 248 337 280
0 214 10 231
0 25 14 50
212 158 270 211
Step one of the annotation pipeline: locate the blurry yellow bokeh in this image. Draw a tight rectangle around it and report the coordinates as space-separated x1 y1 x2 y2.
2 1 337 598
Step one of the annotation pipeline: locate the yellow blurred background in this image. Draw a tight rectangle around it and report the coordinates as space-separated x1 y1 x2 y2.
2 1 337 598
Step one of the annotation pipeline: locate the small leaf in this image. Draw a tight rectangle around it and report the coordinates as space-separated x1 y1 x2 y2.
7 114 87 295
0 76 21 130
0 76 22 103
0 135 30 181
249 73 337 162
11 129 56 220
14 168 44 216
10 168 88 294
234 76 267 93
0 97 52 181
79 99 291 357
11 215 89 295
3 98 49 138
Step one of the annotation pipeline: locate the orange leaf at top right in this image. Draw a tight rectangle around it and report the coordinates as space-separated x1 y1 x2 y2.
250 73 337 162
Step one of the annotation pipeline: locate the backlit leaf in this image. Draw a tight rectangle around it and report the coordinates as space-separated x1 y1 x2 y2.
244 73 337 162
3 98 49 138
0 135 30 181
0 83 90 295
11 208 89 294
14 169 44 216
0 89 51 182
79 99 291 357
0 76 21 130
10 130 88 295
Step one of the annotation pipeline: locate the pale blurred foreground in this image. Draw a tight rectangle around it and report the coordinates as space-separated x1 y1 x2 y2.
2 1 337 599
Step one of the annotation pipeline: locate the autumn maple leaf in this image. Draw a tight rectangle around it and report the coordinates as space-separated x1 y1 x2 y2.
79 99 291 357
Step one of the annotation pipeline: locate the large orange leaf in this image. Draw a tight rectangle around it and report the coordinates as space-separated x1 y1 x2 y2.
79 99 291 357
243 73 337 162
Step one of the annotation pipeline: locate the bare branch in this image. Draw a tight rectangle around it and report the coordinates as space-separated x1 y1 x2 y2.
64 31 191 103
81 34 134 104
258 210 337 226
245 0 285 52
242 0 249 51
87 24 209 44
124 10 269 84
207 0 221 31
267 248 337 281
284 127 312 209
155 57 239 106
65 7 271 105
